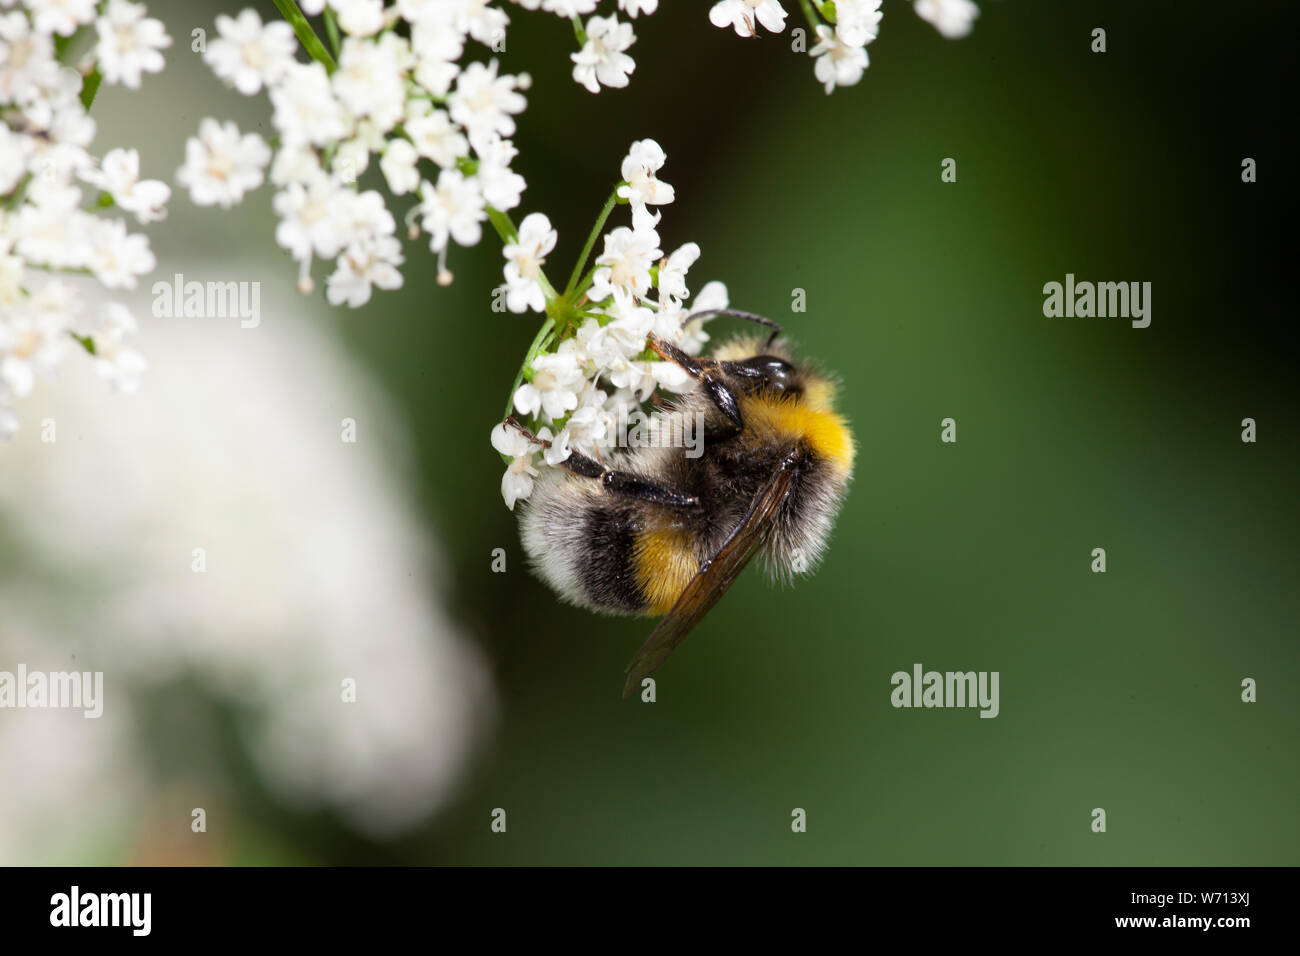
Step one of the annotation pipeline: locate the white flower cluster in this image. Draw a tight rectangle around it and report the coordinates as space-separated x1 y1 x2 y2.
707 0 978 94
183 2 532 307
491 139 730 510
181 1 676 309
1 0 169 440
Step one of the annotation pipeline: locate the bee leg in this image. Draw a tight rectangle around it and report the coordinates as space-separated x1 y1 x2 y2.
646 334 743 440
503 417 701 509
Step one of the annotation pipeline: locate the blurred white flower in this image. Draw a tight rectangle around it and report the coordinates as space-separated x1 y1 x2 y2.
326 234 405 307
405 108 470 169
418 168 487 253
332 32 410 133
708 0 787 37
334 0 387 37
93 0 171 90
379 138 421 195
835 0 883 47
810 24 869 95
176 118 270 209
619 0 659 17
448 59 527 148
915 0 980 39
204 8 297 96
29 0 97 39
1 1 168 439
571 15 636 94
0 277 495 847
82 147 171 224
270 61 348 148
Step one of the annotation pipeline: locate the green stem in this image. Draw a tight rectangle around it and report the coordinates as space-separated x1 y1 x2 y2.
565 188 618 297
501 316 556 428
571 15 588 45
324 8 342 58
799 0 823 33
272 0 337 73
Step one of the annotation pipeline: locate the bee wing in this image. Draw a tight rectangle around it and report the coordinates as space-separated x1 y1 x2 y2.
621 446 805 698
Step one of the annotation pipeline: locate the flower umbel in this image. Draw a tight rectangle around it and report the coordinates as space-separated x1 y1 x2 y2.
1 0 168 439
491 139 729 510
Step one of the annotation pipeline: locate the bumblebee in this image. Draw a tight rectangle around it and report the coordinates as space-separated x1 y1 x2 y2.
510 311 855 697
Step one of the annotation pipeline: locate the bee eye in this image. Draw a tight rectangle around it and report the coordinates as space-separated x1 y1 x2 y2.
727 356 799 395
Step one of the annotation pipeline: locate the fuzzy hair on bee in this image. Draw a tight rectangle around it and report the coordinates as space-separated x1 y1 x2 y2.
510 313 855 696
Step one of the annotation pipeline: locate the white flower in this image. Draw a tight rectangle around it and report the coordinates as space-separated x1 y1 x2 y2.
30 0 97 38
333 33 410 133
404 108 469 168
88 217 155 289
274 174 352 262
571 15 636 94
0 304 68 398
448 59 526 149
379 138 420 196
502 212 556 314
271 62 349 148
514 351 584 421
91 302 147 392
204 9 297 96
13 185 92 270
410 20 463 98
810 24 868 94
94 0 171 90
914 0 980 39
589 225 661 301
618 0 659 17
682 279 728 352
82 147 170 224
0 126 32 194
332 0 387 37
0 13 62 103
492 422 545 510
326 235 405 307
418 168 486 252
693 279 729 314
657 241 700 306
835 0 883 47
541 1 598 16
589 290 653 363
177 118 270 208
455 0 511 47
708 0 787 37
617 138 674 229
475 134 526 211
398 0 454 25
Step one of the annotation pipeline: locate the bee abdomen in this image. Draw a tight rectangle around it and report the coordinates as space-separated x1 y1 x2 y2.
574 506 650 614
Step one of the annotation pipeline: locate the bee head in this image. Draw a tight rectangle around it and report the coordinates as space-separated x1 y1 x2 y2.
720 354 803 399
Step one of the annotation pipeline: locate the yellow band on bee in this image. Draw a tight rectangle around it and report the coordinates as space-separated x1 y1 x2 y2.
634 523 698 615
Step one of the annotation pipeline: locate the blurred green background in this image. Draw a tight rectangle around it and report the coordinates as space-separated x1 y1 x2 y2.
8 0 1298 864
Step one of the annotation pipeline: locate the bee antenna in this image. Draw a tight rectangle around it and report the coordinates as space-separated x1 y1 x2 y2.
684 309 782 348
